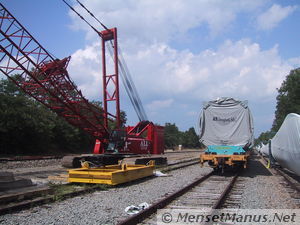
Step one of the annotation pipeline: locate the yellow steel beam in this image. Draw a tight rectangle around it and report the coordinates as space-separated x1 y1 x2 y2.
68 161 155 185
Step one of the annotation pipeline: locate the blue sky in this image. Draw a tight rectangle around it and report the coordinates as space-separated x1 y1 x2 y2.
2 0 300 137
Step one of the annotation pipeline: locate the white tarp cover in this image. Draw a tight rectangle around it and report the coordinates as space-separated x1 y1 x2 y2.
259 144 269 156
271 113 300 176
199 97 254 147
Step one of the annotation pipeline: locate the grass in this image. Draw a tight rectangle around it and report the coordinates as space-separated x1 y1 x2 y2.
48 182 110 201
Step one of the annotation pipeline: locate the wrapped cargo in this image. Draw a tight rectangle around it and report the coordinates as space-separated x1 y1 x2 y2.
199 97 254 170
259 144 269 156
199 97 254 149
270 113 300 176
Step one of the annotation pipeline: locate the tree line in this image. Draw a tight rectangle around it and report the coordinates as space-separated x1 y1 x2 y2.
255 68 300 146
164 123 203 149
0 76 202 155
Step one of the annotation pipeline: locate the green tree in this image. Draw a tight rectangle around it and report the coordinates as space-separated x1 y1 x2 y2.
255 68 300 147
164 123 182 149
91 100 127 129
254 131 274 147
164 124 202 149
0 75 25 97
0 76 102 155
272 68 300 132
0 89 55 154
181 127 201 148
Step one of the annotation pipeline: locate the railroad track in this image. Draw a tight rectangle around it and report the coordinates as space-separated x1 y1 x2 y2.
117 169 242 225
0 150 201 162
159 158 200 172
7 158 200 184
258 153 300 206
0 157 201 215
0 155 63 162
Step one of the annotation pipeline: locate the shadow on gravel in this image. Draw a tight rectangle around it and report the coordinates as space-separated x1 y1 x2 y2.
250 154 262 160
240 158 273 178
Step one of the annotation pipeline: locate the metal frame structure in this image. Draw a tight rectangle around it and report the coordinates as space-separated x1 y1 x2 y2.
125 121 165 155
0 3 164 159
0 2 166 184
100 28 120 129
0 3 109 140
68 161 155 185
200 153 249 169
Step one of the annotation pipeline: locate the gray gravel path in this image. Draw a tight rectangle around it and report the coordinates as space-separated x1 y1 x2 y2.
0 159 62 170
0 165 212 225
239 154 298 209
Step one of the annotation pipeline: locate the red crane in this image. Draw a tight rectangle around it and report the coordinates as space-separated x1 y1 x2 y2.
0 3 164 167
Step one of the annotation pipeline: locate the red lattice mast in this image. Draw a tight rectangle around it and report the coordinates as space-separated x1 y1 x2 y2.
100 28 121 129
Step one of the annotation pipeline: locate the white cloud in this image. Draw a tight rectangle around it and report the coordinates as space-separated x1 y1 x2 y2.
256 4 297 30
146 99 174 110
288 57 300 69
68 38 292 106
69 0 266 42
125 39 291 101
68 42 103 99
65 0 296 133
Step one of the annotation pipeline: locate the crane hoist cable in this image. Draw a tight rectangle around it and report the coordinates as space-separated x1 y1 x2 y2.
72 0 148 121
61 0 148 121
117 47 148 121
107 44 148 121
111 43 148 121
74 0 109 31
61 0 100 36
71 0 148 121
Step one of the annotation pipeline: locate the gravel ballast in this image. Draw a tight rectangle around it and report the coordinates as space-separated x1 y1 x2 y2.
0 159 62 170
0 165 212 225
239 154 299 209
1 153 299 225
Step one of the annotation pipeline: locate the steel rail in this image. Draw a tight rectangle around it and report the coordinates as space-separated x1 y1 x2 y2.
166 158 200 167
161 160 200 173
202 171 241 225
0 184 102 216
212 172 240 209
274 168 300 193
259 152 300 193
0 159 203 215
117 171 214 225
0 155 63 162
117 169 241 225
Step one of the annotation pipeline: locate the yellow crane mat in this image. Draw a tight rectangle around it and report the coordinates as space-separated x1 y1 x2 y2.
68 162 155 185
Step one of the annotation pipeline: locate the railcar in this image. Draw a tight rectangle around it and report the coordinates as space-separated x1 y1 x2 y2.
263 113 300 176
199 97 254 171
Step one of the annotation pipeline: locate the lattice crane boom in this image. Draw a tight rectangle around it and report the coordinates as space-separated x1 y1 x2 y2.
0 3 110 140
